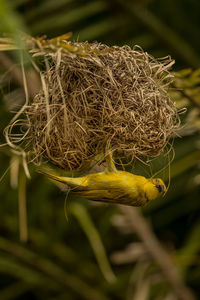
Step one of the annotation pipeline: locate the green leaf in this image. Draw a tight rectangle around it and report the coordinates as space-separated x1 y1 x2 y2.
70 202 116 283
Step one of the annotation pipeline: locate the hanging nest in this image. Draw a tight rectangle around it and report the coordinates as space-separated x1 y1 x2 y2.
5 35 180 171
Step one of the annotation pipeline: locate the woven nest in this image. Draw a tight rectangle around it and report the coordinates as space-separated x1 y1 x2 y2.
6 37 180 171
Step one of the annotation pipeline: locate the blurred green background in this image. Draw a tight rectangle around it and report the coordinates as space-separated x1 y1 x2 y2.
0 0 200 299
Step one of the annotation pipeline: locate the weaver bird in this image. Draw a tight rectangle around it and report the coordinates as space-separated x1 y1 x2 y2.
39 154 166 206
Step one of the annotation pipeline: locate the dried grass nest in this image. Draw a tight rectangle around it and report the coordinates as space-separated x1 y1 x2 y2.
6 37 180 171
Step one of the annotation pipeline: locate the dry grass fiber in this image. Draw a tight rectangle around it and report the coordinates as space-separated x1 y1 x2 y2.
5 36 180 171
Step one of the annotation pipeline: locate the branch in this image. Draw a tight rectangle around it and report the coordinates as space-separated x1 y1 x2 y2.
174 85 200 111
119 206 196 300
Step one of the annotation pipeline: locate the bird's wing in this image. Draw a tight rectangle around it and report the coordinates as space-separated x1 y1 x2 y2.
73 188 143 206
72 188 128 201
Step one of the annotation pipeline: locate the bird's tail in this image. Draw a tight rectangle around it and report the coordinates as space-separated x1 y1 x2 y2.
38 170 85 188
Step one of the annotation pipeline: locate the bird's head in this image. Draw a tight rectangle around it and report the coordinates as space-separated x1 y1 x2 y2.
144 178 166 202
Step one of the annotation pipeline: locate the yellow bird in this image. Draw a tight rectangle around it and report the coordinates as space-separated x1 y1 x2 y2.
39 154 166 206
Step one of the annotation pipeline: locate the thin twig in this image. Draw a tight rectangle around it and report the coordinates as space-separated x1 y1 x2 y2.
0 52 23 86
119 206 196 300
174 85 200 110
0 52 40 98
18 169 28 242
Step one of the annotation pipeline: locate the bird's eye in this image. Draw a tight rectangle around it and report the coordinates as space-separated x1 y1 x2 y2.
155 184 164 193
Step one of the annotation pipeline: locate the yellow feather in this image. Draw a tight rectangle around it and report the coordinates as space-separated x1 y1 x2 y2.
39 169 166 207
